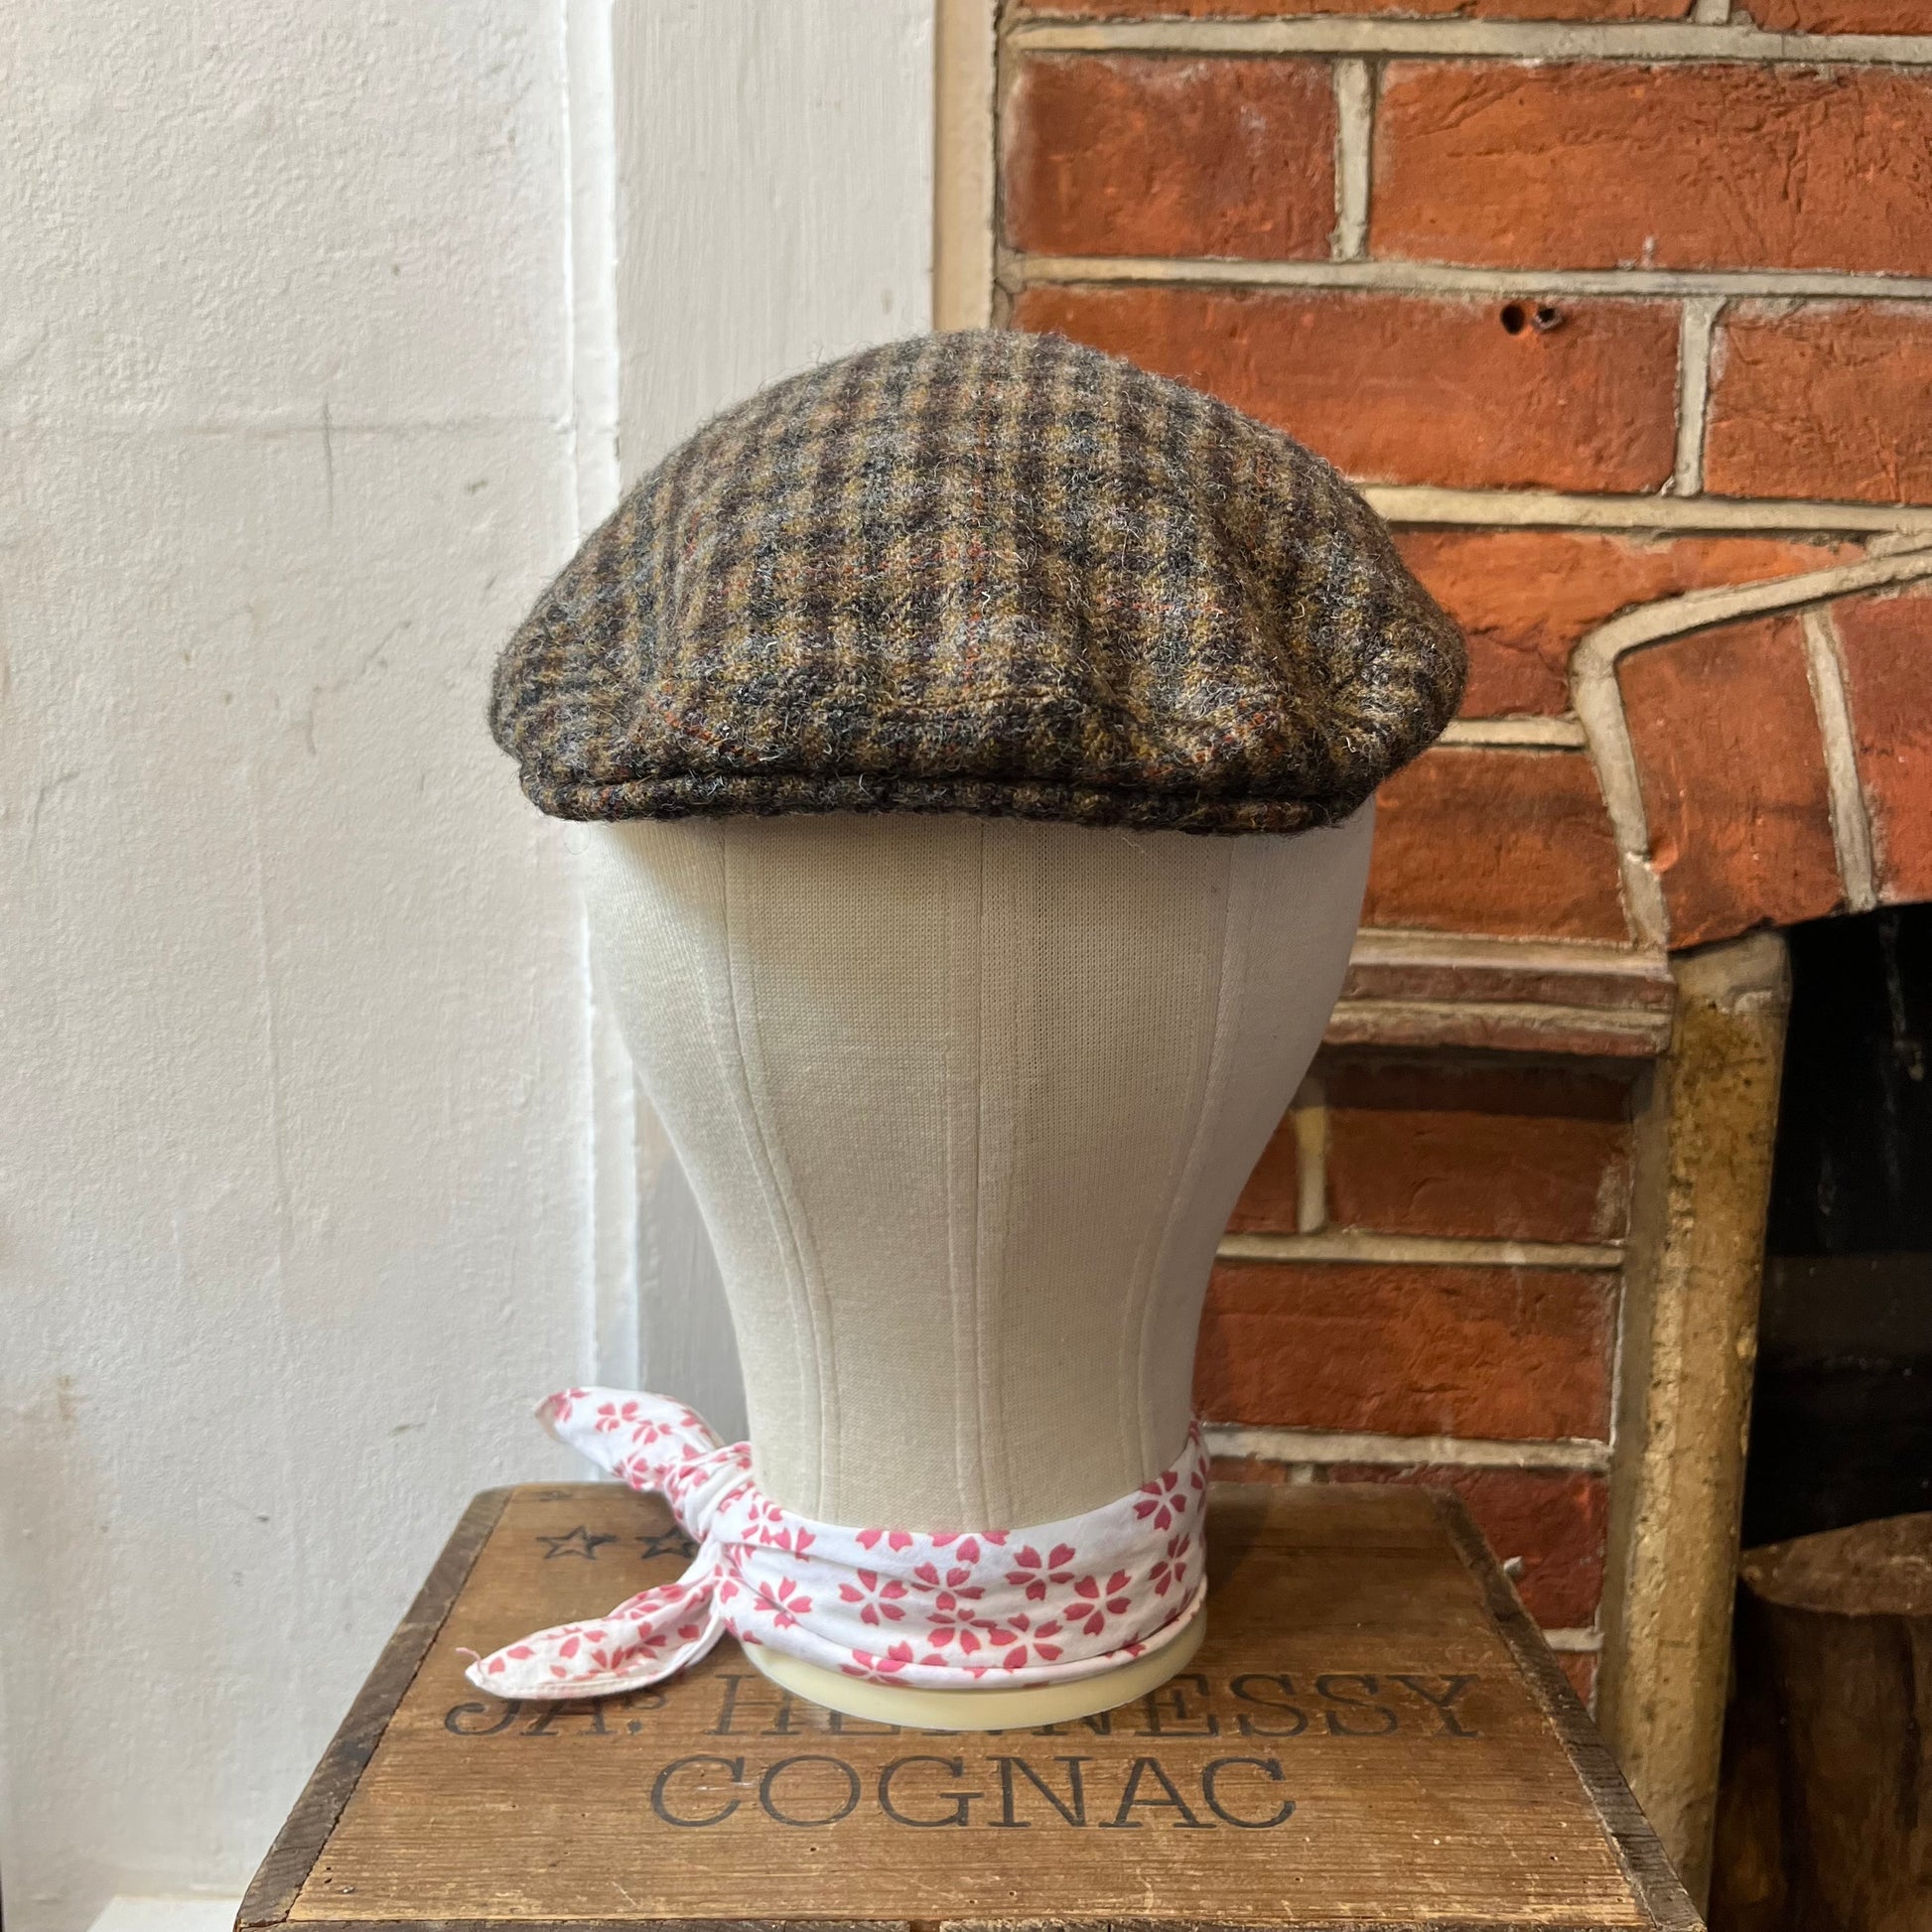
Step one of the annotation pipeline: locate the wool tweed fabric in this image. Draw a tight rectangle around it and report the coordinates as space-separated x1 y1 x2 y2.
490 329 1465 834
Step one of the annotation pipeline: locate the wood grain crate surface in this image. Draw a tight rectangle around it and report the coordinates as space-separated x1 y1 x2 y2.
238 1482 1698 1932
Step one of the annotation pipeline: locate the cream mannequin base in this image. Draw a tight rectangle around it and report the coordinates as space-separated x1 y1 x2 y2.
578 805 1373 1727
747 1606 1206 1732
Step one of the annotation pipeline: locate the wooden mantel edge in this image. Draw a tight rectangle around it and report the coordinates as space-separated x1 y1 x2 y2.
1331 930 1676 1058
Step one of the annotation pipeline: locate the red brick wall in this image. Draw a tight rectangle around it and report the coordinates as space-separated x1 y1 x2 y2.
1204 1048 1635 1674
993 0 1932 1697
1002 6 1932 953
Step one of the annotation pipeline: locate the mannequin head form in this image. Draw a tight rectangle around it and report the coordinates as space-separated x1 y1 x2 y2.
490 331 1461 1725
580 804 1373 1533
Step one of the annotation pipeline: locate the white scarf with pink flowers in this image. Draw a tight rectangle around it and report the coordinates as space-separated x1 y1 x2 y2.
465 1387 1208 1702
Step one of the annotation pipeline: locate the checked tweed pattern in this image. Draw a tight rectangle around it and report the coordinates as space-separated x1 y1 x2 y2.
491 329 1464 834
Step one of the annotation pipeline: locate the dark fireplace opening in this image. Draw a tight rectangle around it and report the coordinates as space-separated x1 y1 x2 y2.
1741 901 1932 1550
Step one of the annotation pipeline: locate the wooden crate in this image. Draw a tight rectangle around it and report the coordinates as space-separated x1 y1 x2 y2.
238 1482 1698 1932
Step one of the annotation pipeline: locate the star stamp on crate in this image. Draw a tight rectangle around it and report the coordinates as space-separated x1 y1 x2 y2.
236 1482 1700 1932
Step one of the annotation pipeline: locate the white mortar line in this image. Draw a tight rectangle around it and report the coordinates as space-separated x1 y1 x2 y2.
1572 549 1932 947
1326 997 1673 1050
1219 1229 1625 1270
1345 929 1670 974
1012 252 1932 303
1868 528 1932 556
1203 1423 1612 1471
1440 716 1589 749
1543 1626 1605 1653
1011 17 1932 64
1367 485 1932 535
1672 298 1722 497
1331 59 1373 262
1800 607 1879 911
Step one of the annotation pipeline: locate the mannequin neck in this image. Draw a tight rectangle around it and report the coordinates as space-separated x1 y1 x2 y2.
579 808 1371 1529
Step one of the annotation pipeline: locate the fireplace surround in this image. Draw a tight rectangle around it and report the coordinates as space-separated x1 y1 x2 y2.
935 0 1932 1898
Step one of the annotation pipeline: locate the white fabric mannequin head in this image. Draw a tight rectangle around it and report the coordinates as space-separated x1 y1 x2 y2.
580 805 1373 1535
493 333 1459 1725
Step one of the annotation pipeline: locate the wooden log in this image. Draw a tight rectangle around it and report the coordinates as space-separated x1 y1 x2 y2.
1711 1512 1932 1932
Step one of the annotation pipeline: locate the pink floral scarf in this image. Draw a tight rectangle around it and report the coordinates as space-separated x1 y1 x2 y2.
465 1387 1209 1702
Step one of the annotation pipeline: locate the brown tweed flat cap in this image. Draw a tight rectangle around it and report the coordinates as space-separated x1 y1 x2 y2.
491 329 1464 834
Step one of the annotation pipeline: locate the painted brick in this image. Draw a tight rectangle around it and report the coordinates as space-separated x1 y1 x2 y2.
1742 0 1930 27
1195 1260 1616 1441
1374 64 1932 277
1033 0 1690 14
1004 56 1335 262
1323 1056 1634 1245
1227 1110 1302 1234
1209 1456 1609 1628
1832 589 1932 904
1559 1651 1599 1706
1360 746 1629 942
1618 615 1844 947
1011 287 1680 492
1393 529 1863 718
1706 303 1932 505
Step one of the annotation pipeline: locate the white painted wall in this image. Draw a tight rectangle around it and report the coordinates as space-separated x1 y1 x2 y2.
0 6 592 1927
0 3 933 1925
607 0 935 1439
